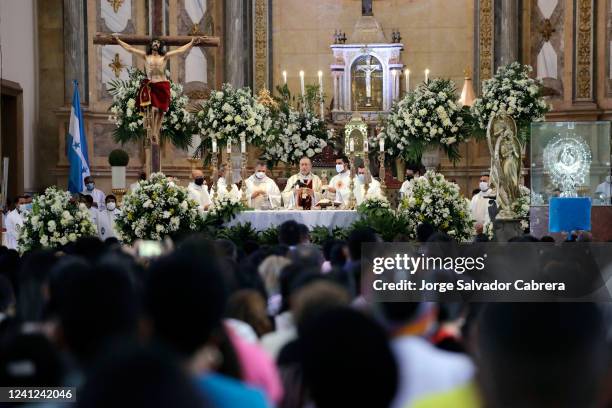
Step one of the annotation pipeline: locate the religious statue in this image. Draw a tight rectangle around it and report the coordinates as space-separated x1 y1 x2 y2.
113 35 199 146
356 55 381 106
487 114 522 219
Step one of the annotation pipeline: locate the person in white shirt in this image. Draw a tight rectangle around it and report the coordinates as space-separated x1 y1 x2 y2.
215 162 241 200
129 171 147 192
82 176 106 209
81 194 99 229
282 157 323 208
245 161 281 209
399 167 422 200
5 195 32 250
187 169 211 210
327 155 352 205
470 174 494 226
98 195 121 241
354 164 382 205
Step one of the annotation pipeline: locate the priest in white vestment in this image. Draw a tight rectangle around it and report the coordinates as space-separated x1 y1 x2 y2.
98 195 121 241
215 162 242 201
187 170 211 210
245 161 281 209
399 167 422 200
354 165 382 205
326 155 352 205
81 176 106 209
282 157 323 208
470 174 494 225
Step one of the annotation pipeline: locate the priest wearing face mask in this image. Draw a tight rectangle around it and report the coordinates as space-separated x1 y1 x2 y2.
187 169 211 211
399 167 422 200
354 164 382 205
98 195 121 241
5 195 32 250
470 174 494 226
326 155 352 205
81 176 106 209
282 157 323 208
245 161 281 210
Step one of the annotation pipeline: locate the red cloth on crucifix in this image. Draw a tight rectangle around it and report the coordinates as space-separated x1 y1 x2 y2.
137 79 171 112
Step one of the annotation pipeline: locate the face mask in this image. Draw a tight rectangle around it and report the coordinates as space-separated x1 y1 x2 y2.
195 177 204 186
406 174 414 181
336 164 344 173
86 183 94 191
479 181 489 192
357 174 365 183
19 204 28 213
106 202 116 211
255 171 265 179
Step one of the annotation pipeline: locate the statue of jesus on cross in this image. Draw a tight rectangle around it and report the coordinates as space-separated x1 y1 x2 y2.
356 55 381 106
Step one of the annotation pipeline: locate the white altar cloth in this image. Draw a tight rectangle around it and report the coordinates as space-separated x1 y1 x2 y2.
225 210 360 231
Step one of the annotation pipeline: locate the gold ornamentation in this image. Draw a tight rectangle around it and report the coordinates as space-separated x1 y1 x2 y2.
107 0 124 13
479 0 494 82
108 53 125 78
254 0 268 92
189 23 204 36
575 0 593 100
257 88 278 110
539 18 556 41
186 89 211 100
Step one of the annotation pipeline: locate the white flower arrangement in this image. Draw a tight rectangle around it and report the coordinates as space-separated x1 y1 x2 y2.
357 196 391 217
377 78 471 164
206 188 247 225
115 173 204 243
399 171 474 242
194 83 273 155
17 186 97 253
483 221 495 240
261 108 329 166
107 68 193 149
471 62 549 143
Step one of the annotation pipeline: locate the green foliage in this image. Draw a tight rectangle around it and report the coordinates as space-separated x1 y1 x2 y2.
108 149 130 166
216 222 260 249
310 225 349 246
259 226 280 246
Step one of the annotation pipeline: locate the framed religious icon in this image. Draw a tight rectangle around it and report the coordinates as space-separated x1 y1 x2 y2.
344 113 368 158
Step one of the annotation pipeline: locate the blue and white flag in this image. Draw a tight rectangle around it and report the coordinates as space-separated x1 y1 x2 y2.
67 80 90 194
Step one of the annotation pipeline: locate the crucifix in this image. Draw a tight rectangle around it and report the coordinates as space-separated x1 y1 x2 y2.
93 0 220 176
356 55 381 106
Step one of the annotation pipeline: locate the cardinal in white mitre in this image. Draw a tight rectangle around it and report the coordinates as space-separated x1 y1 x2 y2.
326 155 352 205
282 156 323 208
353 164 382 205
245 161 281 210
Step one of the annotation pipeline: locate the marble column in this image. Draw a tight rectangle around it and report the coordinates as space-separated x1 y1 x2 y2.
495 0 520 68
63 0 87 104
224 0 252 87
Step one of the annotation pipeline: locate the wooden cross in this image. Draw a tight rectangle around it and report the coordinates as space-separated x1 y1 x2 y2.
93 0 220 175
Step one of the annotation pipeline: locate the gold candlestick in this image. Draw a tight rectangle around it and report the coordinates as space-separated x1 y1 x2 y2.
240 152 248 207
210 152 219 200
347 154 357 210
112 188 127 205
378 151 387 197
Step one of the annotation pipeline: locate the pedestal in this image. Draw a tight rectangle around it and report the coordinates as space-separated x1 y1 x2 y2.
493 219 524 242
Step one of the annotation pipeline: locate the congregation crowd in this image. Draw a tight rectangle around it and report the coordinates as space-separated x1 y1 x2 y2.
0 217 611 407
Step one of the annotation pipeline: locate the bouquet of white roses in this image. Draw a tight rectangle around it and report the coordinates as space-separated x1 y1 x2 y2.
193 83 273 158
512 185 531 231
356 196 392 217
115 173 204 243
206 188 247 225
378 79 471 164
399 171 474 241
261 107 329 166
471 62 549 143
107 68 193 149
17 186 97 253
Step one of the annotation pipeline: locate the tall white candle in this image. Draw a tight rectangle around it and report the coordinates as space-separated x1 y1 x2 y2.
227 139 232 154
240 135 246 153
392 70 397 100
405 69 410 92
212 138 217 153
299 70 305 96
318 70 324 120
379 138 385 152
364 138 369 152
282 70 287 85
425 68 430 83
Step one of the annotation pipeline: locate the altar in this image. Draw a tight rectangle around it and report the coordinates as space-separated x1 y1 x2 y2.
225 210 360 231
